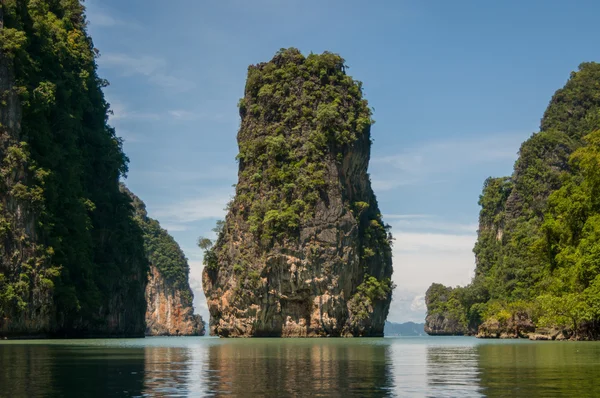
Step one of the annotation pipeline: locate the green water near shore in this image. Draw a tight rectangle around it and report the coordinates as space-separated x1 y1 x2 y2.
0 336 599 397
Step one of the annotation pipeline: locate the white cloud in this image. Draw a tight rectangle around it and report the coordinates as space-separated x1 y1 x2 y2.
102 54 165 76
371 178 420 191
385 214 478 234
152 195 230 224
168 109 227 122
410 295 426 312
117 130 144 144
386 238 476 323
371 132 527 190
161 223 190 232
85 4 142 30
385 214 434 220
387 290 431 324
99 53 193 92
393 248 475 289
88 11 122 27
394 231 475 252
150 74 194 93
375 134 521 170
168 110 197 120
108 100 127 120
383 215 477 322
108 100 158 122
188 260 209 322
137 167 237 184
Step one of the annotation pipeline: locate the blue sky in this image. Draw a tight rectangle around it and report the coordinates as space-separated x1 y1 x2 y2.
85 0 600 323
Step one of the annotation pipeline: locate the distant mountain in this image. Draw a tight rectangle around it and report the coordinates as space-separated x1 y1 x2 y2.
384 322 425 336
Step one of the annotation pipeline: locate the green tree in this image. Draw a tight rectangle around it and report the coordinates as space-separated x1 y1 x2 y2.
0 0 148 335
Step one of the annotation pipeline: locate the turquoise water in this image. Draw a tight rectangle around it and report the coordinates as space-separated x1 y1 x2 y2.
1 336 599 397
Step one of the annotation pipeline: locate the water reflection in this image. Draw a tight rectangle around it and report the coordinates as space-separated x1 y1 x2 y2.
0 345 55 397
143 346 193 396
425 344 482 397
0 344 146 397
0 339 395 397
1 338 600 397
203 339 394 397
476 342 600 397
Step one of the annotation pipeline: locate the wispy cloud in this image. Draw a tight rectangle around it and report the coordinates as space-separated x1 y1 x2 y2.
168 110 197 120
385 214 434 220
137 167 238 184
109 100 224 125
371 132 527 190
375 134 521 170
394 231 475 253
152 195 230 224
108 100 158 122
116 130 144 144
388 237 476 322
88 11 123 27
85 3 142 30
385 214 478 235
383 214 478 322
102 54 164 76
168 109 227 121
99 53 194 92
161 223 190 232
410 295 426 312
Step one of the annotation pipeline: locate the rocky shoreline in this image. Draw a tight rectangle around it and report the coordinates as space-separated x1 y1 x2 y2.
425 317 590 341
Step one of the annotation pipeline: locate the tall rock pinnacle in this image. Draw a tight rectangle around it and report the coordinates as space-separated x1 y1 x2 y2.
203 48 394 337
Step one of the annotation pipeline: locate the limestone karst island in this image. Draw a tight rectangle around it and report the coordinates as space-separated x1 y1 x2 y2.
425 63 600 341
202 49 394 337
2 0 600 396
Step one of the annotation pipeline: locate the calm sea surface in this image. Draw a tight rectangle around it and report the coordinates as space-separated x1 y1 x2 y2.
0 336 599 397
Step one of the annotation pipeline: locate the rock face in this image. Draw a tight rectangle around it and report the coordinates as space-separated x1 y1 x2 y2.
424 63 600 340
0 6 53 336
476 313 535 339
202 49 394 337
123 187 205 336
1 1 148 338
145 265 205 336
424 313 469 336
424 284 471 336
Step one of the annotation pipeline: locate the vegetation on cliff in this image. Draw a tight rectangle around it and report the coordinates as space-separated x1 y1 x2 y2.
123 185 204 335
123 186 205 336
233 49 376 245
0 0 147 336
203 48 393 337
425 63 600 339
125 186 192 301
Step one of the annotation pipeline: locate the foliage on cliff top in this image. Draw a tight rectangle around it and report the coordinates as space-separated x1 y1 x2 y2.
205 47 393 291
233 48 377 245
426 63 600 339
0 0 147 331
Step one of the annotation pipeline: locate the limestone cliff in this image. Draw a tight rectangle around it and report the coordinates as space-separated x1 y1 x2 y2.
424 63 600 340
1 1 148 338
145 265 204 336
424 284 471 336
123 187 205 336
202 49 394 337
0 5 54 336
